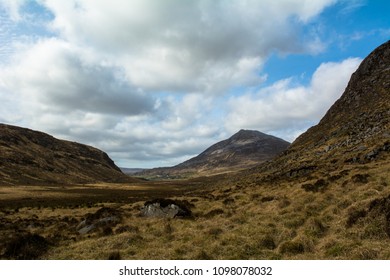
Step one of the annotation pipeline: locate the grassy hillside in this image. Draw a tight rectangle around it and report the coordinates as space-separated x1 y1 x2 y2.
0 123 135 185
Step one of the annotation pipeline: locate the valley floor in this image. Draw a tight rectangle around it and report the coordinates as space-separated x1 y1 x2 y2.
1 161 390 260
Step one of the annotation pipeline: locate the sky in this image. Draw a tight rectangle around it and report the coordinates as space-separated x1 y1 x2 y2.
0 0 389 168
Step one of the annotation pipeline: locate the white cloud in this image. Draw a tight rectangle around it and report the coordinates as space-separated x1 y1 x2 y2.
40 0 335 94
0 0 27 21
225 57 362 141
0 0 345 167
339 0 367 15
0 38 154 116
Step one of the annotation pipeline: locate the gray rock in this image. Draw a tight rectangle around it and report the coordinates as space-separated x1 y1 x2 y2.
78 224 96 235
140 203 180 218
365 149 379 160
77 207 122 235
140 199 192 218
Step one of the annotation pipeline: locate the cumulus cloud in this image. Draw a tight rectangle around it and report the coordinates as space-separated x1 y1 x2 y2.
0 0 348 167
41 0 336 94
225 57 362 141
0 39 154 116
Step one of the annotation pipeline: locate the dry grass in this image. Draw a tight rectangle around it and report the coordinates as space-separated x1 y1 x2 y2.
1 158 390 260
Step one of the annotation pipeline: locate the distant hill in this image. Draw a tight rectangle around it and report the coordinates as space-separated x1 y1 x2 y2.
0 124 135 185
137 129 290 179
120 168 149 175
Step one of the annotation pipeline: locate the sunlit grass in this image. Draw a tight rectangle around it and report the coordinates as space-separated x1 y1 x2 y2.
1 158 389 260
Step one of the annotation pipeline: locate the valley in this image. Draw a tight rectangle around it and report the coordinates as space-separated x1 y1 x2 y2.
1 158 389 260
0 40 389 260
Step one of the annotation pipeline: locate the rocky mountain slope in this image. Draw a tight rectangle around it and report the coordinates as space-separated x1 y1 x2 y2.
0 124 134 185
137 129 290 178
243 40 390 182
190 40 390 259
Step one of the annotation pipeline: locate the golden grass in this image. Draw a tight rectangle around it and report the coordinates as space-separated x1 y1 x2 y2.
1 158 390 260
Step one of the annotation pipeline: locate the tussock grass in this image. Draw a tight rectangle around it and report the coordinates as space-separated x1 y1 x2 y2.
1 159 390 260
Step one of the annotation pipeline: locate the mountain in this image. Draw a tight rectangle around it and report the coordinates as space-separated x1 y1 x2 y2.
137 129 290 178
193 41 390 259
243 40 390 181
120 167 149 175
0 123 134 185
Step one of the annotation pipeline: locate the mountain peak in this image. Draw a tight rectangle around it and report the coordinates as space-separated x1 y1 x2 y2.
351 40 390 80
137 130 290 178
292 40 389 152
232 129 267 139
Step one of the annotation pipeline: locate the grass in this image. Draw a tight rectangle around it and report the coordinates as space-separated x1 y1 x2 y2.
0 157 390 260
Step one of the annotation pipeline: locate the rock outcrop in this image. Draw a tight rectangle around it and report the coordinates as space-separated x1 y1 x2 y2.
140 199 193 218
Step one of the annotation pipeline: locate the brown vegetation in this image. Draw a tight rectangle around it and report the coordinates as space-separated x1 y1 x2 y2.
0 41 389 260
0 123 135 185
0 158 389 259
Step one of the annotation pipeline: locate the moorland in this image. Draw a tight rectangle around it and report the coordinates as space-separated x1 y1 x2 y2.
0 40 389 260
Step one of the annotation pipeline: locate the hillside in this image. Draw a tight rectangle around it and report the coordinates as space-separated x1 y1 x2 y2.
241 40 390 182
204 40 390 258
137 129 290 178
0 124 134 185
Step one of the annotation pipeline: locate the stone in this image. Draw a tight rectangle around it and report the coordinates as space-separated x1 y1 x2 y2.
77 207 122 235
140 203 180 218
365 149 379 160
78 224 96 235
140 199 192 218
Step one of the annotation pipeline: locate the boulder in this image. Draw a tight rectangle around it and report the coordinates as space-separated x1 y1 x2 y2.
77 207 121 235
140 199 192 218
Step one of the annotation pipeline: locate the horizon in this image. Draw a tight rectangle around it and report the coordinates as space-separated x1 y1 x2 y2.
0 0 389 168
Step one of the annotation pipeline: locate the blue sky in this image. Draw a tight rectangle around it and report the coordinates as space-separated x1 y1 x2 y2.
0 0 389 168
263 0 390 85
